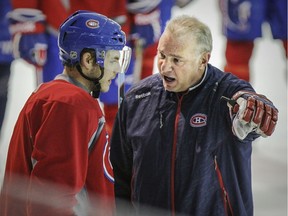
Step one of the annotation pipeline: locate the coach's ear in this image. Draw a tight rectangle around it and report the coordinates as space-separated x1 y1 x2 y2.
199 52 210 70
202 52 210 64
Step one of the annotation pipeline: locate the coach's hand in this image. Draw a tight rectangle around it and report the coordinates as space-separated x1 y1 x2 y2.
225 90 278 140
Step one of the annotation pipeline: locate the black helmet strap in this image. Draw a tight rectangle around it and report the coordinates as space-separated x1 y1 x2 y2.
76 63 104 98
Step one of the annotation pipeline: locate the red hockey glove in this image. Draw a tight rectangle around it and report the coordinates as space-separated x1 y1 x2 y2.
223 90 278 140
8 8 47 67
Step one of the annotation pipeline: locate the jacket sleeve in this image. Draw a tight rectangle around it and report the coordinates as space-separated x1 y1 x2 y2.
110 99 135 214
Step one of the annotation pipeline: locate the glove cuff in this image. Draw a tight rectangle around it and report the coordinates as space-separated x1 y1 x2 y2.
10 22 46 35
8 8 46 34
7 8 46 22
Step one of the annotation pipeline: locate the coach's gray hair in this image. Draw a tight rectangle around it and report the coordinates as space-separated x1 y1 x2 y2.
164 15 213 56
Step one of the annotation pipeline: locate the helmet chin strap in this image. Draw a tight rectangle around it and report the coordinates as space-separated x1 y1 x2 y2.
76 64 104 98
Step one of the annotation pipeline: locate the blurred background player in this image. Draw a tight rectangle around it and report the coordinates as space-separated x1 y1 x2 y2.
0 0 13 137
219 0 287 82
9 0 69 84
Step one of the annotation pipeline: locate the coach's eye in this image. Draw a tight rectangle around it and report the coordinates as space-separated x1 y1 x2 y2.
173 58 184 66
158 51 165 59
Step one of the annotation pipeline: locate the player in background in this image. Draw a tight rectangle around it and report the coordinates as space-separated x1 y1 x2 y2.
0 10 131 215
9 0 69 83
219 0 287 82
0 0 13 137
68 0 129 33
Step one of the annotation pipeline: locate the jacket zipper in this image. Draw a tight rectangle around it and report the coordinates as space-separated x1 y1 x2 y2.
170 96 183 216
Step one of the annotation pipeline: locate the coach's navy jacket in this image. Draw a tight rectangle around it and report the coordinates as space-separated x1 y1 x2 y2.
110 64 259 216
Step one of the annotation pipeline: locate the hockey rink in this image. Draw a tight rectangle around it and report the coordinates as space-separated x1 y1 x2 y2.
0 1 287 215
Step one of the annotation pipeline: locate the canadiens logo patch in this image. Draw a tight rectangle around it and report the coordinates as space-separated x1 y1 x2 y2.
190 113 207 127
34 43 47 66
86 19 99 29
103 139 114 183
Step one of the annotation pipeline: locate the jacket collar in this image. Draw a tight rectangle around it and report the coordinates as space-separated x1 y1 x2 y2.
188 65 208 92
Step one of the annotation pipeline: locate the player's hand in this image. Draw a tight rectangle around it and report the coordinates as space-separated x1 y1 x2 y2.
223 90 278 140
8 8 48 67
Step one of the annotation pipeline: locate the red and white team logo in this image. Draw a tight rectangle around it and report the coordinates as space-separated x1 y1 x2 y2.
33 43 47 66
190 113 207 127
86 19 99 29
103 140 114 183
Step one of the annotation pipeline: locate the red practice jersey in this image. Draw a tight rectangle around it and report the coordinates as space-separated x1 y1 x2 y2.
0 79 115 215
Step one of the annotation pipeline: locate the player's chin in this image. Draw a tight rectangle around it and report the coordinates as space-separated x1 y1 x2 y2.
101 86 110 93
100 82 111 93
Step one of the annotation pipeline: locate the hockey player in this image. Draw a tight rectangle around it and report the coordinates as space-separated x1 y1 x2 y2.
0 0 13 135
0 11 131 216
110 15 278 215
68 0 130 135
219 0 287 81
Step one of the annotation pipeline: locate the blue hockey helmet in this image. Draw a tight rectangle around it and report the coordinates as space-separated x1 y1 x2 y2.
58 10 131 73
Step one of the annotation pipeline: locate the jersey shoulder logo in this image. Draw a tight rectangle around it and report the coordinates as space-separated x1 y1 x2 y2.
190 113 207 127
103 137 114 183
